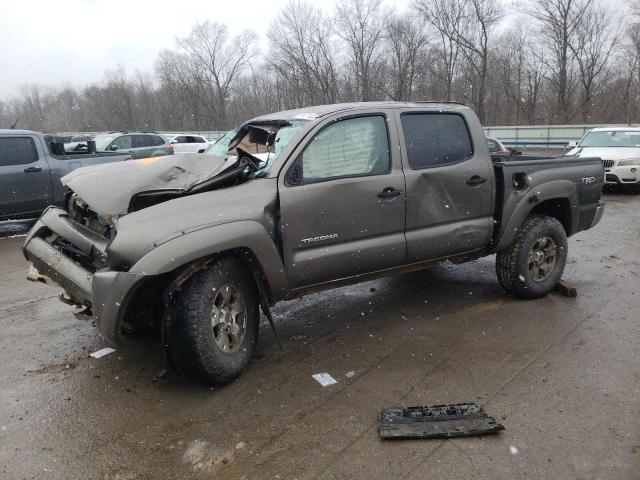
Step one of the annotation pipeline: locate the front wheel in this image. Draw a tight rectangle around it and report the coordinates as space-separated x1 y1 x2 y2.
496 215 568 299
165 257 259 385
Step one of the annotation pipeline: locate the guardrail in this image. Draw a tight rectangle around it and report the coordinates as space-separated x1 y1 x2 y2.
484 124 639 149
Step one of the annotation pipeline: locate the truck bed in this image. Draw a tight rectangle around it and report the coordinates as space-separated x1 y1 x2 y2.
492 155 604 250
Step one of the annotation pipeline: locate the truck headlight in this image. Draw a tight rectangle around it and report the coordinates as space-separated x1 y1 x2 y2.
618 158 640 166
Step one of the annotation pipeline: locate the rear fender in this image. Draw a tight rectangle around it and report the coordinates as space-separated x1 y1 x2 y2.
129 220 289 301
496 180 578 251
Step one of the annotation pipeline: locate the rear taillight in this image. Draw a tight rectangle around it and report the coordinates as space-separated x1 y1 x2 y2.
168 144 174 154
124 156 133 161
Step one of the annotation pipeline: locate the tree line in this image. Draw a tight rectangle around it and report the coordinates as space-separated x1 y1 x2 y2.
1 0 639 133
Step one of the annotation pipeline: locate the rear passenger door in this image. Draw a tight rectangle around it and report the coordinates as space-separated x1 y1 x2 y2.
396 110 494 262
0 136 53 218
278 112 407 289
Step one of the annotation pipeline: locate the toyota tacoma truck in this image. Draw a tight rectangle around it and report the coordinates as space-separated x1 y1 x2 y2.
0 130 131 220
22 102 605 385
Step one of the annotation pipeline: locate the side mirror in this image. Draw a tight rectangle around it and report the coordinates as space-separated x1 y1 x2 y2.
170 139 178 144
109 144 119 151
567 141 578 148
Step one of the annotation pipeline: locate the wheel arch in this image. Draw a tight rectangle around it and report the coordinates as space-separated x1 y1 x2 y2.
496 180 578 252
530 198 572 235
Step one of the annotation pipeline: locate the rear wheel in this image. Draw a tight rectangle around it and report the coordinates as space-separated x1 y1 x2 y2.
165 257 259 385
496 215 568 299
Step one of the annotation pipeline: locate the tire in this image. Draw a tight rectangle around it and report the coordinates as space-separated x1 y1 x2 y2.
495 215 568 299
165 257 259 385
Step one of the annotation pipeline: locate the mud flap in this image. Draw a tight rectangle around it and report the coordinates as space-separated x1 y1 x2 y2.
379 402 504 439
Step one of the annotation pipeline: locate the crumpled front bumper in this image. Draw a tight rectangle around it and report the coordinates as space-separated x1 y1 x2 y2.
22 207 147 344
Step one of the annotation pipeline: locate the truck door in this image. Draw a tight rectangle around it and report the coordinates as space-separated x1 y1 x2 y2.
396 111 494 262
0 135 53 219
278 113 406 289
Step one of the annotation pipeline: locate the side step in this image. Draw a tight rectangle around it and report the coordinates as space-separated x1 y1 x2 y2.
379 402 504 439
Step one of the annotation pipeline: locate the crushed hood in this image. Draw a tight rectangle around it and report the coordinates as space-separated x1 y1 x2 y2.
62 154 239 219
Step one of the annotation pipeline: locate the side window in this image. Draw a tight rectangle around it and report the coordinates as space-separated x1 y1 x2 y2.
298 115 390 184
400 113 473 169
186 136 196 143
0 137 38 166
487 139 499 152
195 136 207 144
151 135 165 146
175 136 187 144
111 135 132 150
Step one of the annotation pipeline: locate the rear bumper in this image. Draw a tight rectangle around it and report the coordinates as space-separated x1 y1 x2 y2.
22 207 147 344
590 201 605 229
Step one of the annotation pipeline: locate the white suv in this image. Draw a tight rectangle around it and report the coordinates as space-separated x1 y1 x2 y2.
166 134 209 154
567 127 640 189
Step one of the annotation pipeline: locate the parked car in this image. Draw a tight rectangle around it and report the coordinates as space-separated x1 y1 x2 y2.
165 134 209 153
486 136 509 154
93 132 174 159
23 102 605 385
0 130 131 220
566 127 640 191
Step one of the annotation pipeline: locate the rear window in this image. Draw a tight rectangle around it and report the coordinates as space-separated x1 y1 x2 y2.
401 113 473 169
0 137 38 166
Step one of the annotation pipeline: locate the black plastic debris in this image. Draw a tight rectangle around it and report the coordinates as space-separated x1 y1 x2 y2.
379 402 504 439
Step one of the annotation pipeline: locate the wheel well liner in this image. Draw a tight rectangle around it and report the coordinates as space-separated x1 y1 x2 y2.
119 248 273 338
530 198 572 234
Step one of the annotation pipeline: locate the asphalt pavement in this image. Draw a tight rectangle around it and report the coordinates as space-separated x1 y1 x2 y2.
0 193 638 479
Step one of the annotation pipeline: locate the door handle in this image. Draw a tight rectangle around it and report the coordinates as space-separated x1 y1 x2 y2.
23 166 42 173
466 175 487 186
377 187 402 199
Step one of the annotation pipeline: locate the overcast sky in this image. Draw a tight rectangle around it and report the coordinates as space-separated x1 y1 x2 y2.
0 0 410 98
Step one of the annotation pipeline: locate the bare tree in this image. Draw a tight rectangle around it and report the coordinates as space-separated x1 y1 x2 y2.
268 1 340 106
335 0 388 101
383 14 430 101
569 6 619 121
522 0 594 123
496 27 527 124
414 0 467 101
176 21 257 128
2 1 640 132
455 0 503 123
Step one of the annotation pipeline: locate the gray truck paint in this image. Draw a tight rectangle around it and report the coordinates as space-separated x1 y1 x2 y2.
0 130 130 220
22 102 605 345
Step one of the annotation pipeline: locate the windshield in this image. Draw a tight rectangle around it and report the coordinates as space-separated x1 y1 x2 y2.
93 134 117 151
205 120 308 176
580 131 640 148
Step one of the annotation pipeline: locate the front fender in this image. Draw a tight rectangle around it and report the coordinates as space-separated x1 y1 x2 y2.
496 180 578 251
129 220 289 301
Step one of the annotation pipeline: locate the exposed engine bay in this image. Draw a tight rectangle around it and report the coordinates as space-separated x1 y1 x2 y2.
61 119 308 229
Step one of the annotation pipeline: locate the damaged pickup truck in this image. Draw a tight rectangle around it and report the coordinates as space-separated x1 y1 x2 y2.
23 102 605 385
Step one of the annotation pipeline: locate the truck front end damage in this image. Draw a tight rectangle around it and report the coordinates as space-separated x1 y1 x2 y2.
22 143 290 345
23 206 148 343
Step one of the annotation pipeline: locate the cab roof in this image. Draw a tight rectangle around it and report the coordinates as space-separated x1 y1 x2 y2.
252 101 470 123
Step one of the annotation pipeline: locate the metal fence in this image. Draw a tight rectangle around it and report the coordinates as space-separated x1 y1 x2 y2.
483 124 640 149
